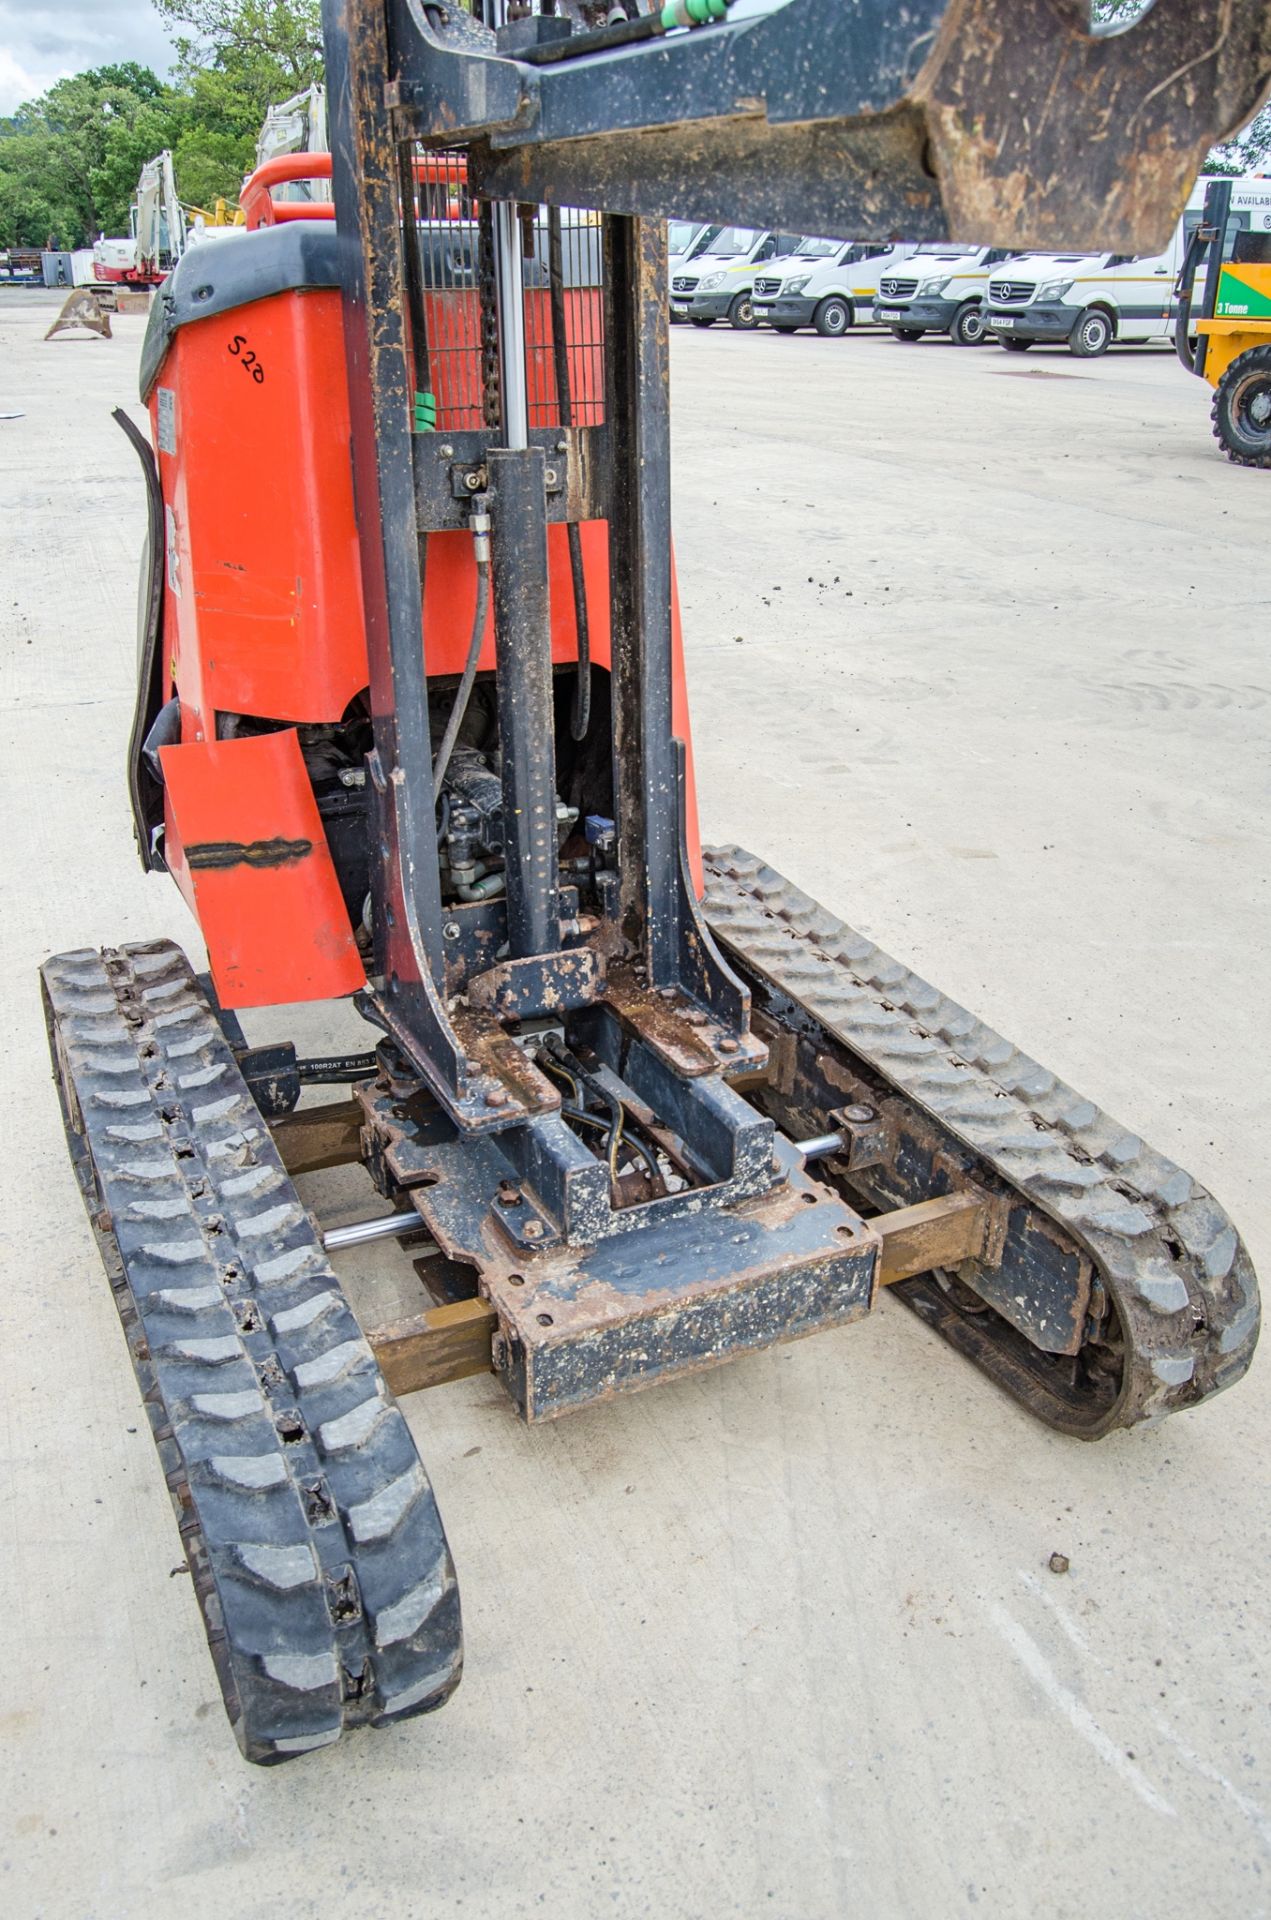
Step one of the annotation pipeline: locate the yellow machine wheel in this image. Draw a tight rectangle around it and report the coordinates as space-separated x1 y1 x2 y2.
1211 344 1271 467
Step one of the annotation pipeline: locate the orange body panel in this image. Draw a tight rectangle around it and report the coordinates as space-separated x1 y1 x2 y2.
161 729 365 1008
150 271 701 1006
154 287 366 734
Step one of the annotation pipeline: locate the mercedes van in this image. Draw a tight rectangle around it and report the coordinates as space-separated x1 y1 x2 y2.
752 238 918 334
873 244 1023 343
674 227 803 329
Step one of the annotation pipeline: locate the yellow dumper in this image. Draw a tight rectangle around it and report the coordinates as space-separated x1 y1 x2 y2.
1178 176 1271 466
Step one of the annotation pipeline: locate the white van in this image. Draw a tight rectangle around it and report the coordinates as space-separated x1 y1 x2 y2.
872 244 1023 344
673 227 803 329
982 177 1271 355
668 221 719 278
752 238 918 335
667 221 721 322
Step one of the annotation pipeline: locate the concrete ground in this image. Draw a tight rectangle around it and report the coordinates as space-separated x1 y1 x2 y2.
1 288 1268 1920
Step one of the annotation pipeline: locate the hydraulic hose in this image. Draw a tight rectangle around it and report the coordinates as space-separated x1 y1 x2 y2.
547 206 592 742
432 499 491 801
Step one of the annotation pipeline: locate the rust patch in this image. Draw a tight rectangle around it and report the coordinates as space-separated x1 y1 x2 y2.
184 836 313 871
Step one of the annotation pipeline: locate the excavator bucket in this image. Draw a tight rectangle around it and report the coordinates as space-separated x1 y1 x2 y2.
44 289 112 341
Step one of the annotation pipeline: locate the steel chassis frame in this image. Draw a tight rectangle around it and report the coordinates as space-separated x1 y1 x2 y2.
314 0 1271 1410
321 0 1271 1136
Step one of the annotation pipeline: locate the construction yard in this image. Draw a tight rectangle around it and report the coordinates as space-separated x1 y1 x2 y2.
3 286 1269 1918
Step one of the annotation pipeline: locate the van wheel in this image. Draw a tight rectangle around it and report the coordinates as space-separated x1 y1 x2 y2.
814 297 852 337
1211 345 1271 467
689 316 714 329
892 328 922 342
950 304 986 346
1000 338 1033 352
727 293 758 331
1070 309 1113 357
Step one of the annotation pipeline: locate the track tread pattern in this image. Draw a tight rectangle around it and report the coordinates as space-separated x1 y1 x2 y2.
42 941 462 1762
703 847 1258 1434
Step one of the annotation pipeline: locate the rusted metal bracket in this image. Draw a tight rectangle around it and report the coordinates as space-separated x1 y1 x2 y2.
362 1188 998 1399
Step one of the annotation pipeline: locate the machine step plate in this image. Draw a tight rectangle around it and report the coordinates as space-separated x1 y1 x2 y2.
703 847 1259 1437
42 940 462 1763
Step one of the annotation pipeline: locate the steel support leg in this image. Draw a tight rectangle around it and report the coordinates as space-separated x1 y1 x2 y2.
488 445 561 958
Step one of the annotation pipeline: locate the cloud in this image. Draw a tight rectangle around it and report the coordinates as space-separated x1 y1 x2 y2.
0 3 178 113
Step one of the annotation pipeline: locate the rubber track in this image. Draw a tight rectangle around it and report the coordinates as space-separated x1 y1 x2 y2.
703 847 1259 1435
42 941 462 1762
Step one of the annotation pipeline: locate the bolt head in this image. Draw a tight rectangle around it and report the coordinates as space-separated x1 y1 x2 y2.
522 1220 544 1241
443 921 462 941
439 443 454 458
485 1087 508 1108
844 1104 875 1125
718 1037 739 1055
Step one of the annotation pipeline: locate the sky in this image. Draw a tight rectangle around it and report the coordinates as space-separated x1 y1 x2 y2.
0 2 178 114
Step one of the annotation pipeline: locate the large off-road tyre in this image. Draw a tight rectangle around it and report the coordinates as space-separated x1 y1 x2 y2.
950 303 987 346
1211 345 1271 467
1070 308 1113 357
814 297 853 337
727 292 758 330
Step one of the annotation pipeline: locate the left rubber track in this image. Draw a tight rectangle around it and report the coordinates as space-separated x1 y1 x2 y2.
41 940 462 1763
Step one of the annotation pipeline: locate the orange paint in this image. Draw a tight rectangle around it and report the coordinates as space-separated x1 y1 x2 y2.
149 264 702 1004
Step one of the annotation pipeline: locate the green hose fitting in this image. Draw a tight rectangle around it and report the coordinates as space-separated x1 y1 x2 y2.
412 389 437 433
659 0 728 29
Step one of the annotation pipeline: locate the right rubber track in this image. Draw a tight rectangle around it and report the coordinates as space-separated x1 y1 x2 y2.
703 847 1260 1436
42 940 462 1763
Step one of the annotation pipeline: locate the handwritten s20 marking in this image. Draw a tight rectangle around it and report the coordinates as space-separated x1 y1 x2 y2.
227 334 265 384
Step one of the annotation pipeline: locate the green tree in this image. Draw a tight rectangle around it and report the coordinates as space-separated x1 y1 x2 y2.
156 0 324 208
0 64 176 246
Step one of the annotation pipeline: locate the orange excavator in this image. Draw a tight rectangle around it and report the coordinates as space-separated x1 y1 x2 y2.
43 0 1266 1762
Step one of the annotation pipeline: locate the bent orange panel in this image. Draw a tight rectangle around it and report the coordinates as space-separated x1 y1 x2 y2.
160 730 365 1009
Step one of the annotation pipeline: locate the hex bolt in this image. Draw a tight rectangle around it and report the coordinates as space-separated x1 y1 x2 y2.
718 1037 740 1055
439 443 454 458
485 1087 508 1108
658 986 677 1001
556 438 568 453
465 471 482 491
443 921 462 941
686 1010 708 1027
497 1181 522 1208
844 1103 875 1124
522 1220 544 1241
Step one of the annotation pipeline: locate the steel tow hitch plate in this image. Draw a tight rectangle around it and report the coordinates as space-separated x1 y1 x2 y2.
482 1148 880 1422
